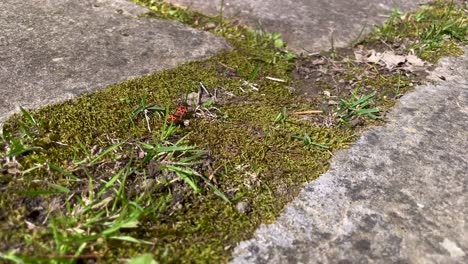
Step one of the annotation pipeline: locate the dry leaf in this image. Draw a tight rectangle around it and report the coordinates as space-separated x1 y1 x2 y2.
381 51 407 69
367 50 382 64
312 58 326 65
354 48 427 72
406 54 425 67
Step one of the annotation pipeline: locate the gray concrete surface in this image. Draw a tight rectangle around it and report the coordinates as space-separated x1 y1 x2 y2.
167 0 424 53
0 0 229 122
231 50 468 263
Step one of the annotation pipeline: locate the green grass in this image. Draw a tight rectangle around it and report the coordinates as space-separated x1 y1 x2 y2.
367 0 467 62
337 90 380 128
2 109 223 262
0 0 466 263
292 132 331 150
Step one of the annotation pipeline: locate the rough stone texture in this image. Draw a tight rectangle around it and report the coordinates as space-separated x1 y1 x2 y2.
231 50 468 263
167 0 425 53
0 0 230 122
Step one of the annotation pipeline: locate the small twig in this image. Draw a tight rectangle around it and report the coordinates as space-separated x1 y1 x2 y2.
265 76 286 83
199 82 213 97
321 55 339 67
293 110 323 115
53 141 69 146
307 51 321 56
379 39 394 51
208 164 223 185
197 85 203 106
143 109 151 132
217 61 236 72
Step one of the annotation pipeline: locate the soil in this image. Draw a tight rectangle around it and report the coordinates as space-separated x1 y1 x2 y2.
291 43 429 128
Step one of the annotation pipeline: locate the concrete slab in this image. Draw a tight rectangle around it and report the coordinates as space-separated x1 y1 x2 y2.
231 50 468 263
0 0 230 122
166 0 424 52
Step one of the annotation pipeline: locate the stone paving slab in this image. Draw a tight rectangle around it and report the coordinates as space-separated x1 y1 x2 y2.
231 50 468 263
167 0 424 53
0 0 229 122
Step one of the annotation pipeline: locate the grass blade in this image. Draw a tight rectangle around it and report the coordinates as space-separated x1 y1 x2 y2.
90 142 124 164
19 106 37 126
198 174 230 203
48 183 71 194
7 146 40 157
175 171 199 193
110 236 153 245
96 167 125 198
0 250 24 264
156 145 196 153
47 162 80 181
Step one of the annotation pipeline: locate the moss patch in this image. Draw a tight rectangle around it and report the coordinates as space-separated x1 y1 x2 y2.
0 0 466 263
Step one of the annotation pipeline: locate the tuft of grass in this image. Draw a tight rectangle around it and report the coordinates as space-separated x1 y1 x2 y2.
368 0 467 62
3 107 42 158
1 112 230 262
130 89 165 132
337 91 380 127
42 162 153 263
292 132 330 150
274 107 288 126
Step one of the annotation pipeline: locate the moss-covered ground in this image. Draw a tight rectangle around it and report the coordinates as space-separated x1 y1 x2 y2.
0 0 466 263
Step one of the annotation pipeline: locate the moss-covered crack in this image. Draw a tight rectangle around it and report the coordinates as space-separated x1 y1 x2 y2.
0 0 466 263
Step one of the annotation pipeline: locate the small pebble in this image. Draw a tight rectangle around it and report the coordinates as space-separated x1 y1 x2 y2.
204 22 217 30
236 201 251 214
349 118 364 127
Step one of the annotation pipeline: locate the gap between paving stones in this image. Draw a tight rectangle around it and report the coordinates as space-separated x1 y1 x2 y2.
0 0 466 261
231 48 468 264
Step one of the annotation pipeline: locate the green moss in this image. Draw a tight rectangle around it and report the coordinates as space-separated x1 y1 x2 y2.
0 13 316 261
419 40 465 62
1 0 466 263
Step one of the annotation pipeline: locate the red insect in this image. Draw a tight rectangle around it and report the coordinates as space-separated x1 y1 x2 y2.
167 104 188 124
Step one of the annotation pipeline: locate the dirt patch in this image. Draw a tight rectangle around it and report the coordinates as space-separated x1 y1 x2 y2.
292 43 430 128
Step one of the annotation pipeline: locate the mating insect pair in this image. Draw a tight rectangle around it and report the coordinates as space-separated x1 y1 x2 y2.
166 103 189 124
166 82 216 124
